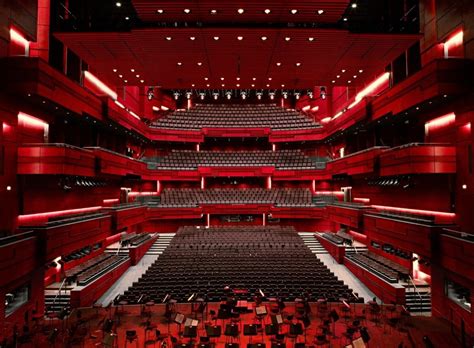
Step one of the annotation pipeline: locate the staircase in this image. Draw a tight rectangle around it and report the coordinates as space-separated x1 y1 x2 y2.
44 285 72 314
147 233 175 256
298 232 328 255
404 283 431 316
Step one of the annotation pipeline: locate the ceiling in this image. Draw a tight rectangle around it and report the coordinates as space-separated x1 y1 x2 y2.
55 28 419 89
130 0 351 23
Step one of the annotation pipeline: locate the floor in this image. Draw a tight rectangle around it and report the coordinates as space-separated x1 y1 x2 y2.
13 302 464 348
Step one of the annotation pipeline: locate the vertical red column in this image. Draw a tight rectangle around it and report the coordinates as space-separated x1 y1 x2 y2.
30 0 50 61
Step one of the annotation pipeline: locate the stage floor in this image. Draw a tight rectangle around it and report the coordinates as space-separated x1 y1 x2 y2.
14 302 463 348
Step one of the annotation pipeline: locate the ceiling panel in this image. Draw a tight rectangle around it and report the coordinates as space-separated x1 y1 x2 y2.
55 28 420 89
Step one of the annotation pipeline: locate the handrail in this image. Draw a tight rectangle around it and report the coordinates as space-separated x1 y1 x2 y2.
408 275 424 314
50 278 67 313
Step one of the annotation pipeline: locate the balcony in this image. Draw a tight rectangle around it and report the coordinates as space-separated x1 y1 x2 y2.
327 202 372 229
439 229 474 280
101 203 147 231
85 147 147 177
18 143 95 176
328 146 389 176
379 143 456 176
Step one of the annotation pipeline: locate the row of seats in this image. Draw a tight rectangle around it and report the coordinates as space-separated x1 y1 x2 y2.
157 188 318 207
376 210 435 224
65 254 112 281
120 226 362 303
147 149 318 170
76 255 127 286
151 104 321 131
60 244 101 263
346 251 410 283
322 233 345 245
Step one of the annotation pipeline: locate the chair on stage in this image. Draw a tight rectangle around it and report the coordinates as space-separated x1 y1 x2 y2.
124 330 139 348
225 323 240 343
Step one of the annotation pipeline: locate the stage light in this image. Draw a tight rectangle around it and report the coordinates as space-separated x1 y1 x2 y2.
290 9 298 14
261 36 268 41
213 92 219 100
237 36 243 41
317 9 324 14
190 36 196 40
351 3 357 8
116 2 121 7
210 9 217 14
147 87 154 100
237 8 244 14
165 36 172 41
199 92 205 100
157 9 164 14
320 87 326 99
308 37 315 41
285 37 291 41
241 91 247 100
184 9 191 14
6 186 12 191
226 91 232 100
213 36 219 41
264 9 271 14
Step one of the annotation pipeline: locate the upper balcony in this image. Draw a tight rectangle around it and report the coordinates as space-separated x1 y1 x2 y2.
439 229 474 281
327 146 388 176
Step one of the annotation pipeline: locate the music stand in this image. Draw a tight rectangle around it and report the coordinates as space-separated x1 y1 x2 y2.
174 313 185 335
225 323 239 343
243 324 259 343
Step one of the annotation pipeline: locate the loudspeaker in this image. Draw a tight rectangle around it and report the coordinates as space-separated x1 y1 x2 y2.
329 310 339 322
360 327 370 343
102 319 114 333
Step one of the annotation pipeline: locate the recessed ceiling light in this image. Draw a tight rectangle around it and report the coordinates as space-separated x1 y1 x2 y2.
213 36 219 40
165 36 172 41
130 68 135 72
140 79 144 83
359 69 363 73
348 80 352 83
281 84 285 87
332 80 336 83
204 77 208 80
261 36 268 41
336 75 340 78
353 75 357 78
221 77 225 81
308 37 315 41
285 37 291 41
343 17 348 21
124 80 128 83
290 9 298 14
236 77 240 80
237 36 243 41
268 77 272 81
351 3 357 8
251 84 255 87
266 84 270 87
206 84 210 87
276 62 281 66
210 9 217 14
177 62 182 66
192 84 195 87
157 9 164 14
252 77 256 81
237 8 244 14
317 9 324 15
116 2 122 7
125 16 130 20
236 84 240 87
264 9 271 14
295 62 301 66
197 62 202 66
119 74 123 78
113 69 117 72
222 83 225 87
184 9 191 14
341 69 346 73
136 74 140 78
190 36 196 40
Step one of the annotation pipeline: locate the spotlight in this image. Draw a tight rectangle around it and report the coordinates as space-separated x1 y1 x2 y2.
241 91 247 100
210 9 217 14
173 92 180 100
157 9 164 14
261 36 268 41
6 186 12 191
282 91 288 99
285 37 291 41
290 9 298 14
237 8 244 14
184 8 191 14
307 91 313 98
226 91 232 100
186 92 192 99
264 9 271 14
320 87 327 99
256 92 263 100
351 3 357 8
317 9 324 15
269 92 275 100
213 92 219 100
190 36 196 40
116 2 122 7
199 92 205 100
213 36 219 41
165 36 172 41
295 92 300 100
147 87 154 100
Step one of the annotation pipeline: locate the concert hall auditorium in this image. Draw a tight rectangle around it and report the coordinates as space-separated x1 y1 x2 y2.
1 0 473 347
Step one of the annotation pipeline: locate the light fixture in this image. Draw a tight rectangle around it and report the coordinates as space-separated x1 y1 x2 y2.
236 77 240 81
276 62 281 66
184 9 191 14
199 92 205 100
113 69 117 72
165 36 172 41
197 62 202 66
147 87 154 100
135 74 140 78
332 80 335 83
268 77 272 81
237 36 243 41
295 92 300 100
213 92 219 100
116 2 121 7
206 84 210 87
119 74 123 78
353 75 357 78
348 80 352 84
130 68 135 72
343 17 348 21
285 37 291 41
359 69 363 73
173 92 180 100
204 77 208 81
191 84 195 87
462 184 467 190
290 9 298 14
210 9 217 14
295 62 301 67
281 84 285 87
177 62 182 66
317 9 324 15
213 36 219 41
320 87 327 99
125 16 130 20
237 8 244 14
6 186 12 191
341 69 346 73
351 3 357 8
221 83 225 87
261 36 268 41
252 77 256 81
269 92 275 100
157 9 164 14
186 92 192 99
264 9 271 14
308 37 315 41
251 84 255 87
266 84 270 87
241 91 247 100
190 36 196 40
336 75 340 78
257 92 263 99
220 77 224 81
226 91 232 99
236 84 240 87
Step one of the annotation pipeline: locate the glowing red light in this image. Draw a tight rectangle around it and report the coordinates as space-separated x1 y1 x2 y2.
18 112 48 129
425 112 456 134
84 71 118 100
10 27 29 47
18 206 102 225
371 204 455 218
